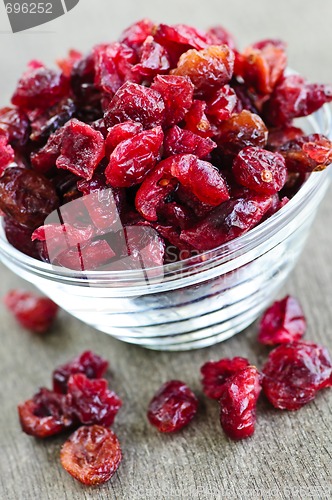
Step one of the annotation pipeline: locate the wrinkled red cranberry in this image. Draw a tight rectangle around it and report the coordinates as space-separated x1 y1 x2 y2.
258 295 306 345
279 134 332 173
0 167 59 228
206 25 236 50
264 75 332 127
219 366 262 440
29 98 75 143
132 36 170 79
4 289 58 333
60 425 122 485
105 121 143 155
201 357 250 400
12 66 69 110
206 85 238 123
56 119 105 180
171 45 235 94
154 23 211 52
0 107 30 148
53 351 109 394
66 374 122 427
184 100 214 138
105 126 163 187
119 18 154 49
262 342 332 410
232 146 287 194
151 75 194 127
302 135 332 168
180 195 273 251
136 154 229 221
147 380 198 432
164 126 216 158
31 127 64 173
18 388 72 438
104 82 165 130
54 239 115 271
4 216 40 258
0 134 15 172
267 126 304 150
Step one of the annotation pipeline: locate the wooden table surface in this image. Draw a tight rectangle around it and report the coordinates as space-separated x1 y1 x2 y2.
0 1 332 499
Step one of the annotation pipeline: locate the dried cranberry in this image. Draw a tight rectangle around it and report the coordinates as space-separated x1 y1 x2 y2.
302 135 332 169
104 82 165 130
18 388 72 438
56 119 105 180
29 98 75 143
12 66 69 110
66 374 122 427
132 36 170 79
0 107 30 148
154 23 210 53
4 289 58 333
164 126 216 158
31 128 64 173
219 366 262 440
279 134 332 173
180 195 273 251
93 42 137 95
151 75 194 127
262 342 332 410
105 126 163 187
119 18 154 49
0 134 15 173
147 380 198 433
0 167 59 228
201 357 250 400
216 110 268 157
264 75 332 127
171 45 235 94
267 126 304 150
3 216 39 258
206 25 236 50
239 40 287 95
232 146 287 194
57 49 82 77
184 100 214 138
60 425 122 485
258 295 306 345
105 121 143 156
205 85 238 123
53 351 108 394
136 154 230 221
54 239 115 271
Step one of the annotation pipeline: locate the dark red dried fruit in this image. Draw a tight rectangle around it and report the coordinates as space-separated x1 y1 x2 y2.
136 154 230 221
147 380 198 432
0 107 30 148
279 134 332 173
31 127 64 173
104 82 165 130
267 126 304 150
105 121 143 156
201 357 250 400
4 289 58 333
119 18 154 49
12 66 69 110
216 110 268 157
232 146 287 194
206 25 236 50
258 295 306 345
0 167 59 228
164 125 216 158
206 84 238 123
53 351 109 394
264 75 332 127
66 374 122 427
29 98 75 143
4 216 39 258
180 195 273 251
132 36 170 79
56 119 105 180
55 239 115 271
262 342 332 410
171 45 235 94
0 134 15 173
184 100 214 138
151 75 194 127
18 388 72 438
105 126 163 187
57 49 82 77
219 366 262 440
154 23 210 52
60 425 122 485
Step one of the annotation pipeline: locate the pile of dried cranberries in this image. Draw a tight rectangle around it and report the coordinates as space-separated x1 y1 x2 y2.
17 295 332 486
1 20 332 270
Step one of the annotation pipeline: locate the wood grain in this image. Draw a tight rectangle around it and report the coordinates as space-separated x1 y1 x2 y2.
0 1 332 499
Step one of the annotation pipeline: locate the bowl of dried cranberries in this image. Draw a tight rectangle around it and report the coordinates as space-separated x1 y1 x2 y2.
0 20 331 350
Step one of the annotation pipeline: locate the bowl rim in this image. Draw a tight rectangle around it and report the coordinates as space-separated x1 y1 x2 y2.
0 104 331 285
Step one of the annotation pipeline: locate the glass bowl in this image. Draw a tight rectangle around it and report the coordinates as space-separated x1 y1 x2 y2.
0 105 331 351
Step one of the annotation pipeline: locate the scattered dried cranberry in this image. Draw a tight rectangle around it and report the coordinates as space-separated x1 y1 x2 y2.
53 351 108 394
184 99 214 138
205 84 238 123
66 374 122 427
164 126 216 158
3 216 40 258
119 18 154 49
258 295 306 345
219 366 262 440
105 121 143 155
147 380 198 433
4 289 58 333
60 425 122 485
56 119 105 180
232 147 287 194
151 75 194 127
18 388 72 438
0 107 30 148
0 134 15 173
201 357 250 400
262 342 332 410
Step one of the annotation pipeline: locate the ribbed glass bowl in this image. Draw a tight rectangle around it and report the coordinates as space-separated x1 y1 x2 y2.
0 105 331 350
